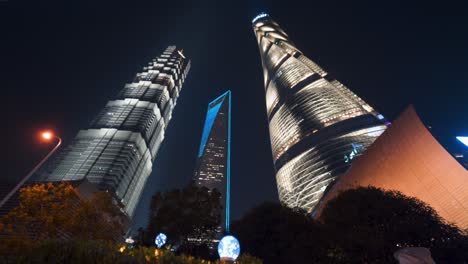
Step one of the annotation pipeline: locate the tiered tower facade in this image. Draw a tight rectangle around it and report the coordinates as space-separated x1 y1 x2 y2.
252 14 387 212
34 46 191 217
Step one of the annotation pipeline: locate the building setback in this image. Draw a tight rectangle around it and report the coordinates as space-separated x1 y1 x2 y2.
252 14 388 213
33 46 191 218
193 91 231 232
318 106 468 229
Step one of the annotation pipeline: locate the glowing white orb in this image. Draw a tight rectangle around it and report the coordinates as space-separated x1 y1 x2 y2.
217 235 240 261
155 233 167 248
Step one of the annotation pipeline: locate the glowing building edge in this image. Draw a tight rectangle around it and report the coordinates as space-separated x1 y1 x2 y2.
252 13 269 23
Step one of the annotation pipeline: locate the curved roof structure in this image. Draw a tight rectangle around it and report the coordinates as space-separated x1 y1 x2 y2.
318 106 468 228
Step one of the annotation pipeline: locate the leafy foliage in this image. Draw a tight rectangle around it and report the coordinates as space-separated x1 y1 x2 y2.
234 254 263 264
321 187 468 263
68 191 128 241
7 239 262 264
14 239 128 264
231 202 329 263
0 182 77 243
0 182 127 256
141 184 222 257
232 188 468 263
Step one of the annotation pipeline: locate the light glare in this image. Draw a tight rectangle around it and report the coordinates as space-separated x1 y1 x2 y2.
457 136 468 148
42 131 53 140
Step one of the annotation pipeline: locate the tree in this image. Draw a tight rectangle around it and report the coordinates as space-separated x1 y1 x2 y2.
233 254 263 264
321 187 468 263
0 182 127 256
15 239 129 264
68 191 128 241
15 239 263 264
142 183 222 258
231 189 468 263
231 202 330 264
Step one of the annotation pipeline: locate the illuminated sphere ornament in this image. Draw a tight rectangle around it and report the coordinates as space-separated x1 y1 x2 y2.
124 237 135 252
125 237 135 244
125 237 135 249
217 235 240 261
155 233 167 248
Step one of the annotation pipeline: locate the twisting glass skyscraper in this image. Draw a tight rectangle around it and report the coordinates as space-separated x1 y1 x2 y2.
34 46 191 217
252 14 388 212
194 91 231 232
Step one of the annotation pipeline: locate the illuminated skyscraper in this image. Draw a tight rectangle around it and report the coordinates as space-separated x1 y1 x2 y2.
194 91 231 232
252 14 388 212
33 46 191 217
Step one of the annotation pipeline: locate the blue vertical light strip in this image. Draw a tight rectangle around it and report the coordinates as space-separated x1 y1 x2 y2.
226 90 231 233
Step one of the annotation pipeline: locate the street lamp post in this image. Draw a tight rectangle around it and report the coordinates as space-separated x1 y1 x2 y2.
0 131 62 209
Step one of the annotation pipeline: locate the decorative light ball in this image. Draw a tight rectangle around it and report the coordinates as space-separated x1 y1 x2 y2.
155 233 167 248
125 237 135 249
125 237 135 244
217 235 240 261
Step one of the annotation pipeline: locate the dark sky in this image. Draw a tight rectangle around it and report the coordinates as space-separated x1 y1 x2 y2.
2 0 467 229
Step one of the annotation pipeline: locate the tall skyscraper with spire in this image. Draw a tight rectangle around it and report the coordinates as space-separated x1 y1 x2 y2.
194 91 231 232
34 46 191 217
252 14 388 213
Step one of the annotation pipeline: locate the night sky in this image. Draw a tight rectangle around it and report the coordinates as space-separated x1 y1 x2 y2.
2 1 467 229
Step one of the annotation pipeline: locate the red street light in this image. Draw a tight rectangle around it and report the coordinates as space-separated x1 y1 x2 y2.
41 131 53 140
0 130 62 208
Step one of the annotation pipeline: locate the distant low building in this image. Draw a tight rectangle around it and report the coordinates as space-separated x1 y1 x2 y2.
317 106 468 229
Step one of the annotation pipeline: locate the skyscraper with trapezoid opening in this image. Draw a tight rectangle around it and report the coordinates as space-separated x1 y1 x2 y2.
193 90 231 232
